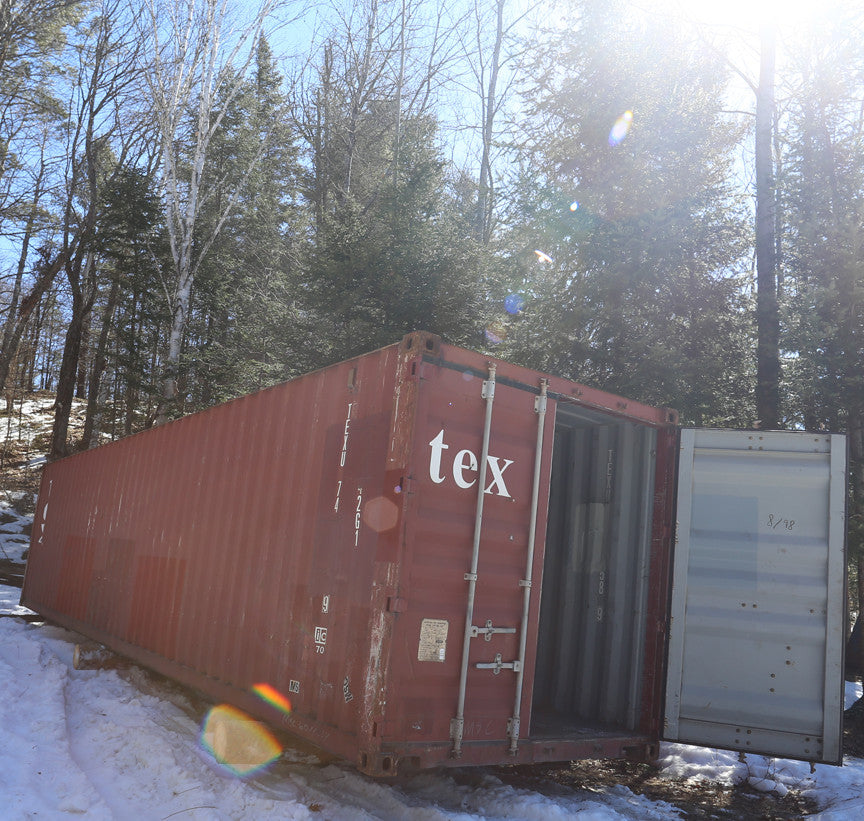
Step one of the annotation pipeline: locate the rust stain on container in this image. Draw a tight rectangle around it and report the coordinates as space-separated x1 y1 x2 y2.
20 332 690 774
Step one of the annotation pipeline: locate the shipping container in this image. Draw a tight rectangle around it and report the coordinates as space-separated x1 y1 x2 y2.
21 332 847 775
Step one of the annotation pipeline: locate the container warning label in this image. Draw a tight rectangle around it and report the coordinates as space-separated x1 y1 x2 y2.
418 618 449 662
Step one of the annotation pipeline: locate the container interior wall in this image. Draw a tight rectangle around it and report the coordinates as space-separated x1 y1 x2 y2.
532 404 657 735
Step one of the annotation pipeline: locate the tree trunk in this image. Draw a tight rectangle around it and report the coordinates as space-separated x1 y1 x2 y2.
124 291 141 437
82 276 120 448
858 553 864 680
50 298 86 460
153 272 193 426
75 313 91 399
475 0 505 245
755 23 781 429
850 409 864 678
0 264 65 396
50 249 98 458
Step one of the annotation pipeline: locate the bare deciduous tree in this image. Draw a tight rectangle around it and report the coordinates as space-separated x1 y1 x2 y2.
457 0 535 245
142 0 287 425
49 0 152 459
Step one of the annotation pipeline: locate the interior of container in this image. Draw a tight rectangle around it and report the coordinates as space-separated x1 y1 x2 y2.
531 402 657 739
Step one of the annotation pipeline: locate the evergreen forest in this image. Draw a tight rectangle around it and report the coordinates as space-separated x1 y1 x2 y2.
2 0 863 612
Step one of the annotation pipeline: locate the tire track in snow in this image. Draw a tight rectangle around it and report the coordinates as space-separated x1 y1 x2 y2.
0 621 111 817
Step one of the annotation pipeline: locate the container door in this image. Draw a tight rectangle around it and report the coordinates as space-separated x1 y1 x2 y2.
664 429 846 764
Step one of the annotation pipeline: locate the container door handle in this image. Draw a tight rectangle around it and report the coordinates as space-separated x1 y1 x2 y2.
470 620 517 642
476 653 522 675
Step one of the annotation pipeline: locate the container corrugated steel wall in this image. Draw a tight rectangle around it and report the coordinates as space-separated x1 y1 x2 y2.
22 332 680 774
24 341 407 766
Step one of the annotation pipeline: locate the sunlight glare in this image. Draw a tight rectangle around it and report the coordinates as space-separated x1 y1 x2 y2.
675 0 828 27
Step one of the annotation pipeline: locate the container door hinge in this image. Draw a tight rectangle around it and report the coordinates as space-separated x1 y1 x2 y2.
449 717 464 758
470 619 517 642
507 717 521 755
476 653 521 675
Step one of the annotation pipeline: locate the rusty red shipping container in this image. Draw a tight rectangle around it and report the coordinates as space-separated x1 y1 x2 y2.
21 332 847 775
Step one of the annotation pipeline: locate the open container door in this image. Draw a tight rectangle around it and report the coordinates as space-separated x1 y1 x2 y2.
665 429 847 764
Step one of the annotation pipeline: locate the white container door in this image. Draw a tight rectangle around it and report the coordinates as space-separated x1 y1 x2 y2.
664 429 847 764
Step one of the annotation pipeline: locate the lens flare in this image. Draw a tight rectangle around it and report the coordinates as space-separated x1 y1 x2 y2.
608 110 633 146
361 496 400 532
200 704 282 777
252 682 292 715
534 250 553 263
504 293 525 315
569 201 579 212
485 323 506 345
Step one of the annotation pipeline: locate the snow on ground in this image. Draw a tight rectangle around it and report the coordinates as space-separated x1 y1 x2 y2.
0 608 680 821
1 609 862 821
0 394 84 451
0 496 31 563
3 491 864 819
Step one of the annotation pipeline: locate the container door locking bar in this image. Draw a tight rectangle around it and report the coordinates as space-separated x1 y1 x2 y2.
507 379 549 755
451 363 497 759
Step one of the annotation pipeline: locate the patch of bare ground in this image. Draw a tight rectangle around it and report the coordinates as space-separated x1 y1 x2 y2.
487 759 819 820
0 445 42 515
843 695 864 758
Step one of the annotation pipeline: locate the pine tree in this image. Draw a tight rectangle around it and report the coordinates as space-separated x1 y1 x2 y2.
297 5 483 364
303 105 482 362
502 0 753 425
780 8 864 651
80 165 167 445
48 0 154 458
184 37 305 409
0 0 82 396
